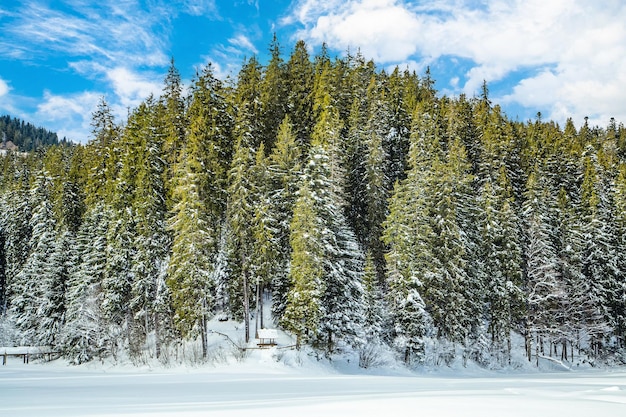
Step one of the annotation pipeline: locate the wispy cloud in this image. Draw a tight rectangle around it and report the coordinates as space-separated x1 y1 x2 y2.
36 90 102 141
106 67 163 115
229 34 259 54
200 29 263 80
183 0 219 17
283 0 626 126
0 77 9 97
1 0 170 67
0 0 228 141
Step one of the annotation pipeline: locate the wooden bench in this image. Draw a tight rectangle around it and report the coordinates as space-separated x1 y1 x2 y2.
257 329 278 348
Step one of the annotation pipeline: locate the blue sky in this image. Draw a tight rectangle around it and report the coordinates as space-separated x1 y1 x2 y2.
1 0 625 143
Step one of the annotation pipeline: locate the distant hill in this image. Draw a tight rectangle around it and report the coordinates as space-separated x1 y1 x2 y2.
0 115 68 152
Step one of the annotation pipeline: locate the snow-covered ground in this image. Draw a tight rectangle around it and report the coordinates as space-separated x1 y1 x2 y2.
1 349 625 417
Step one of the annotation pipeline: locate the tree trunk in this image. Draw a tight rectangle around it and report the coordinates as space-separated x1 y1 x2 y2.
260 284 264 330
200 319 207 359
535 334 539 367
525 327 531 362
255 282 260 339
327 330 333 355
155 311 161 359
507 335 512 366
243 266 250 344
201 298 207 359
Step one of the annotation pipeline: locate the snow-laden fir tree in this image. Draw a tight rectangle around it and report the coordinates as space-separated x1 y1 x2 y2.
307 98 365 355
0 185 31 315
477 177 524 364
167 145 215 357
579 152 619 354
281 181 324 349
131 98 172 358
63 202 111 363
267 116 301 320
522 169 564 364
9 173 56 345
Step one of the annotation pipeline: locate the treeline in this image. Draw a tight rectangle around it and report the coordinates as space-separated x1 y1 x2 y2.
0 39 625 367
0 115 66 151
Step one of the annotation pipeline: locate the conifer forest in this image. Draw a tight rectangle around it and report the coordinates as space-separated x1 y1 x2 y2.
1 39 625 367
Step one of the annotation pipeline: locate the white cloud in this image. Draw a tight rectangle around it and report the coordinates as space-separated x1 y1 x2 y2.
229 34 259 54
106 67 162 111
306 0 421 62
284 0 626 126
32 68 162 142
183 0 218 17
0 77 9 97
2 1 170 68
36 91 102 142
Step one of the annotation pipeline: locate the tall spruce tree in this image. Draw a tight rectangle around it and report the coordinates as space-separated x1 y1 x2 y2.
281 181 324 348
63 202 111 363
267 116 301 320
522 169 563 363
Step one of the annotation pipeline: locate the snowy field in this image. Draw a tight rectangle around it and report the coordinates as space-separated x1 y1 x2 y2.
1 351 625 417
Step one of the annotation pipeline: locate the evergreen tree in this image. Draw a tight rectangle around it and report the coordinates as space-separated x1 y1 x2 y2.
259 34 287 152
579 152 619 353
84 98 119 207
1 184 31 314
162 58 187 203
555 187 607 359
362 251 385 342
478 178 524 363
9 173 57 345
280 181 324 349
63 203 111 363
309 98 365 354
167 145 214 357
131 98 172 357
286 40 314 149
522 170 563 363
363 77 392 282
225 126 258 342
266 116 302 321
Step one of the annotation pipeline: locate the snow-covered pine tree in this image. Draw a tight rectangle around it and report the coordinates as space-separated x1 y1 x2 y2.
361 250 385 344
477 177 524 364
167 146 214 357
612 163 626 349
308 99 365 355
0 185 31 315
382 106 437 363
384 248 432 365
426 135 478 345
9 173 56 345
285 40 315 149
522 169 564 364
363 76 392 283
62 202 111 363
280 181 324 349
249 147 280 334
131 98 172 358
103 206 136 352
38 229 73 347
225 57 265 343
267 116 301 321
579 152 619 354
259 34 288 152
555 187 607 360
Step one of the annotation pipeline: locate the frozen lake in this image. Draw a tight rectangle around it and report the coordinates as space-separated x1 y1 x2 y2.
1 361 625 416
